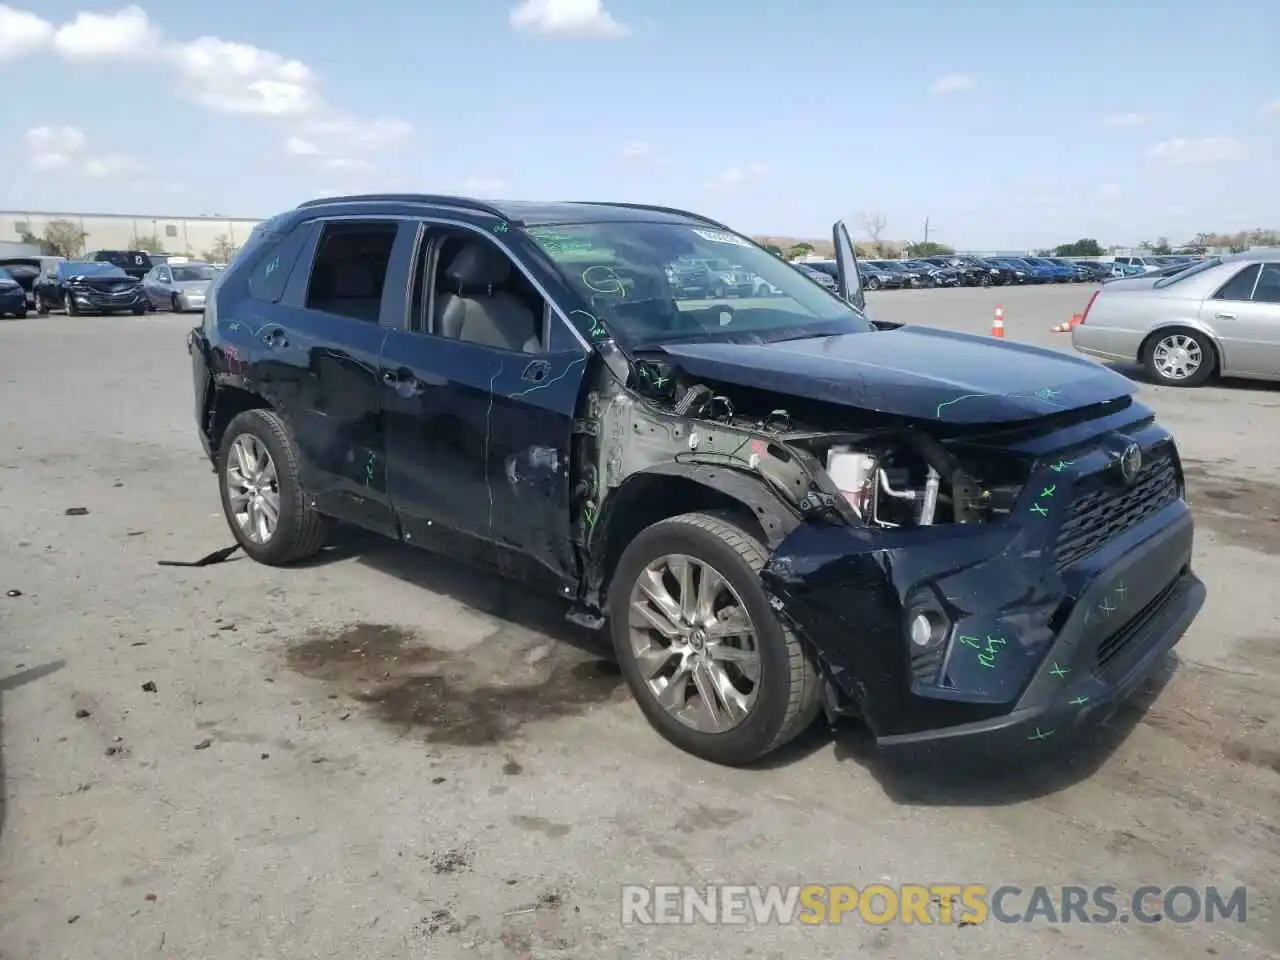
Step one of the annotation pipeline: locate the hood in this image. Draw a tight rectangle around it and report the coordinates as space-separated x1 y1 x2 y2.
658 325 1135 425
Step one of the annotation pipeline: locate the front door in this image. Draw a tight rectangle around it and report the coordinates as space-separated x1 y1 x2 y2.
380 225 588 588
1206 261 1280 378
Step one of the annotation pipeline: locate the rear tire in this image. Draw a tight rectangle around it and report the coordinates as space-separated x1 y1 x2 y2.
36 294 49 316
217 409 332 565
1142 328 1216 387
607 511 822 766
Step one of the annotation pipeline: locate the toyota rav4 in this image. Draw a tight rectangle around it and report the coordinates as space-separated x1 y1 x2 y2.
187 194 1205 767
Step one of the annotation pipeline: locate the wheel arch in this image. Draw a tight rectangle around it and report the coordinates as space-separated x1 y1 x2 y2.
584 464 801 611
204 383 274 460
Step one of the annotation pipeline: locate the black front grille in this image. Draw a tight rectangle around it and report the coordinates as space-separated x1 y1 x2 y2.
1053 452 1179 571
1096 576 1181 674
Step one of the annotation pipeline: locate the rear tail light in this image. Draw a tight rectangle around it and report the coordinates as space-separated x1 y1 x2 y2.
1078 289 1100 324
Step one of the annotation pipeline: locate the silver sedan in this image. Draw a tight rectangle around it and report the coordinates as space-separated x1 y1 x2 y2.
1071 249 1280 386
141 260 219 313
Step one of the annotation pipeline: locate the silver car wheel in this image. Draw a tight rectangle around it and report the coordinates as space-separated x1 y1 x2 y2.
225 434 281 544
1152 334 1203 380
627 553 761 734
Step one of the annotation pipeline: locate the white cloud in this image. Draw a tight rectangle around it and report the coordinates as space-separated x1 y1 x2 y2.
83 154 142 178
930 74 975 95
1104 112 1150 127
168 37 319 116
1148 136 1246 165
285 137 322 157
53 5 159 59
0 4 52 59
510 0 628 37
708 162 767 192
316 156 374 173
622 140 654 158
295 117 413 151
1261 99 1280 117
1096 182 1122 200
461 176 508 197
25 125 86 170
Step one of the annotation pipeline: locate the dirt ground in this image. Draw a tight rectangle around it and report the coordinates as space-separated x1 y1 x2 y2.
1 286 1277 959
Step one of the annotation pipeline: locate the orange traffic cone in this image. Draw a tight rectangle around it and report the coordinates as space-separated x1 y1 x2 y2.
1051 313 1083 333
991 305 1005 338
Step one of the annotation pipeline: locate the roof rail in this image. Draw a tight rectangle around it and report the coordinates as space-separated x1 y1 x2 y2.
572 201 734 232
295 193 511 220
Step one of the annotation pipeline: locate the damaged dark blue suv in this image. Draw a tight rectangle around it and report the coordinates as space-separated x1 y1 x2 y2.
187 194 1205 767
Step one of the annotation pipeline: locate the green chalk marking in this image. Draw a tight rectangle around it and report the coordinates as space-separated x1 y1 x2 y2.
958 635 983 649
1050 662 1069 679
1027 727 1055 741
1069 696 1089 706
1030 503 1050 517
1049 459 1075 473
1040 484 1056 498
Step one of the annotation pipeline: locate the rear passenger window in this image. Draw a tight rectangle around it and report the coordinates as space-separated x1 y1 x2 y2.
304 221 398 324
1213 264 1261 301
1253 264 1280 304
248 222 318 304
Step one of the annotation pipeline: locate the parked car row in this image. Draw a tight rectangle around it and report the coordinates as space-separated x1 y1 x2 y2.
786 254 1206 291
0 250 221 318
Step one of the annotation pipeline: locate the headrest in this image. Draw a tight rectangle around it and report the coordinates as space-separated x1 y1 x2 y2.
445 242 511 288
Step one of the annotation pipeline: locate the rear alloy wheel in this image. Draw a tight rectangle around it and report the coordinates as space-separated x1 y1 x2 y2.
608 511 822 766
218 409 332 565
1144 329 1215 387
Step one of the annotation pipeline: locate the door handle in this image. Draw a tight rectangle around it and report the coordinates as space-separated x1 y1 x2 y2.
382 369 424 396
521 359 551 383
380 369 400 385
261 328 288 348
1214 312 1235 320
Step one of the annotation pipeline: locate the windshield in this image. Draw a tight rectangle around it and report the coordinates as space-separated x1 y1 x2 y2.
524 221 872 345
172 265 218 281
62 262 128 277
0 268 14 282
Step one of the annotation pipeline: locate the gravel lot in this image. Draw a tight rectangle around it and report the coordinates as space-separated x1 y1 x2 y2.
1 285 1277 959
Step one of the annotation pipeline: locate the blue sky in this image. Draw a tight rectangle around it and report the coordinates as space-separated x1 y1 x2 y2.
1 0 1277 249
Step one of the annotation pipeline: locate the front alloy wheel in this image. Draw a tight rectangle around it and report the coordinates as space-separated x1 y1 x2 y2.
609 511 822 766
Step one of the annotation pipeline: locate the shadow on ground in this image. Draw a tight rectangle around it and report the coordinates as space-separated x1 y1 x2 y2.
0 660 66 837
1104 361 1280 397
290 527 1178 801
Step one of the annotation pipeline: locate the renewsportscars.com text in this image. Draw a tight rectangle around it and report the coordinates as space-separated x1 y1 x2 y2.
620 884 1248 926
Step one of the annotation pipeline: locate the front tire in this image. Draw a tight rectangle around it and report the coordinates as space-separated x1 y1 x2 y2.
217 409 332 565
1143 328 1216 387
36 294 49 316
65 294 78 316
607 511 822 766
171 293 181 313
867 277 881 291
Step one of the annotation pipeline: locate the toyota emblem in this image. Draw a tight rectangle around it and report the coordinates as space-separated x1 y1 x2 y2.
1118 443 1143 484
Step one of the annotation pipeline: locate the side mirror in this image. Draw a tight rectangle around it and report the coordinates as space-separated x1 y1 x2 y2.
831 220 866 311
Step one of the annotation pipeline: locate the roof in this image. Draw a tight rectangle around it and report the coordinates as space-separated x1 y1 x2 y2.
294 194 724 228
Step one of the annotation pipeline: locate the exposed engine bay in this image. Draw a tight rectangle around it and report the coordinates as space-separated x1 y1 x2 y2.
578 350 1031 546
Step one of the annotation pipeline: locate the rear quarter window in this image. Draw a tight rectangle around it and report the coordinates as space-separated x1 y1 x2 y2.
246 220 319 303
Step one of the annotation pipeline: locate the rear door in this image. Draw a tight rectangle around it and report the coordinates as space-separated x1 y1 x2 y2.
247 217 406 534
1206 262 1280 377
379 221 589 588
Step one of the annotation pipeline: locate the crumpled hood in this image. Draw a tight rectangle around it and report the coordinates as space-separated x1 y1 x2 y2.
658 324 1135 424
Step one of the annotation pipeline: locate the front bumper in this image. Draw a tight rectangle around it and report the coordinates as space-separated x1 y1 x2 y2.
0 290 26 313
762 429 1203 762
69 286 148 312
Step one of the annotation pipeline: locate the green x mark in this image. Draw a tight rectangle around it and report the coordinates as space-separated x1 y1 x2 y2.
1050 662 1069 679
1069 696 1090 706
1030 503 1050 517
1049 459 1075 473
1040 484 1056 498
1027 727 1055 741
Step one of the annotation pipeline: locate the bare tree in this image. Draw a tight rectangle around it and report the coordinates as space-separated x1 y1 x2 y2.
859 211 888 256
42 219 87 258
202 234 235 263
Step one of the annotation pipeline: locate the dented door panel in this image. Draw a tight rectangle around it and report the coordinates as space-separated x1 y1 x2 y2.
380 332 587 582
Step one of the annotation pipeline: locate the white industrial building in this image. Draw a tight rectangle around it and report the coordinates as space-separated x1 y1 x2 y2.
0 210 264 260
